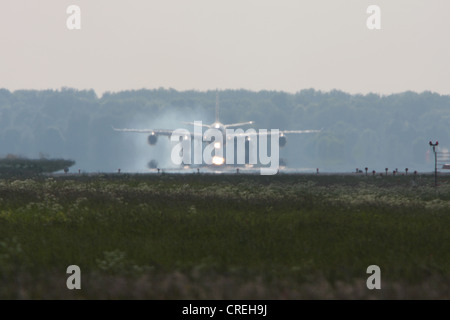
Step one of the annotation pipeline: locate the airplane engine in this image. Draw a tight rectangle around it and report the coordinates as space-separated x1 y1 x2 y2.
279 134 287 147
148 134 158 145
147 159 158 169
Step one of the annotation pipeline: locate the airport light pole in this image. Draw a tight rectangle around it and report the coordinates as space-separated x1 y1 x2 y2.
429 141 439 187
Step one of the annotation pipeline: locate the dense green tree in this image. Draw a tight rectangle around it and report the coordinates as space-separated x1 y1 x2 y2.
0 88 448 172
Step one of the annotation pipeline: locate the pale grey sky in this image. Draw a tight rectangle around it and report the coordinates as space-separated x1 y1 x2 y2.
0 0 449 95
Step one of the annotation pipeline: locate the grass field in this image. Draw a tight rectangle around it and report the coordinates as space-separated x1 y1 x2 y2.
0 173 449 299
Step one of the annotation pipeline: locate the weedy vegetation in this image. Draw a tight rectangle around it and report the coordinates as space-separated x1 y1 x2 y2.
0 173 449 299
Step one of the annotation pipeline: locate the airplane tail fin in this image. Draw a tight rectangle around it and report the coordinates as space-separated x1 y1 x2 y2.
215 89 219 123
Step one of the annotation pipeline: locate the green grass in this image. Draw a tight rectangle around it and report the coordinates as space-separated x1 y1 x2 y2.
0 173 449 299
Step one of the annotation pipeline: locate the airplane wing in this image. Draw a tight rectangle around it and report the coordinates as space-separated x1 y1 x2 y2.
181 121 211 128
113 127 203 138
279 129 322 134
227 129 322 137
224 121 254 128
113 127 174 136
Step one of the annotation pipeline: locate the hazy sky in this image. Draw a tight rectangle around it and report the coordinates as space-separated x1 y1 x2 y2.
0 0 449 95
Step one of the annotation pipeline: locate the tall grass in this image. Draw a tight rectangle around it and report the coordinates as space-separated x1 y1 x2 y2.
0 173 449 298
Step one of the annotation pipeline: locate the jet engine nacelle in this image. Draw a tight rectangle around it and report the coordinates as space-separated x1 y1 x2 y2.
279 134 287 147
148 134 158 145
147 159 158 169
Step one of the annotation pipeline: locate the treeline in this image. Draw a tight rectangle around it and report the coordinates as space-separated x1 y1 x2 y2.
0 87 448 172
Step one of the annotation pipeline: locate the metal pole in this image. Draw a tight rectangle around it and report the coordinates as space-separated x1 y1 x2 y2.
435 146 437 187
429 141 439 187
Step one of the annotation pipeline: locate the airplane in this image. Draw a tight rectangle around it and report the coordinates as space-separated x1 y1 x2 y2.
113 92 254 144
113 91 321 167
